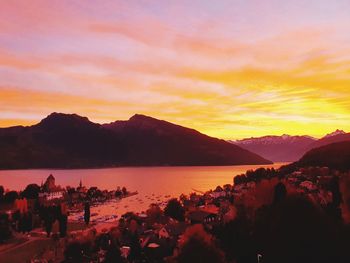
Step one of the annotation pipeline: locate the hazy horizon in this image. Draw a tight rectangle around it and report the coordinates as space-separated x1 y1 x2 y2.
0 111 347 140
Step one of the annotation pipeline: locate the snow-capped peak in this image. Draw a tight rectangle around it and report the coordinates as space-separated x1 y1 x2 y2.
323 129 346 139
232 134 315 145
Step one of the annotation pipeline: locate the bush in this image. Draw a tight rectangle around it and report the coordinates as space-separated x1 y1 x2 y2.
164 198 185 221
22 184 40 199
177 224 225 263
264 196 339 263
0 213 12 242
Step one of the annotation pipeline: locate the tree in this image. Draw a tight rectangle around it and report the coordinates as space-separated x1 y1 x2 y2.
22 184 40 199
67 187 76 195
3 191 18 203
177 224 225 263
265 196 339 263
87 187 100 199
115 187 122 198
326 175 344 222
0 213 12 241
0 185 4 199
64 241 86 262
164 198 185 221
122 187 127 196
273 182 287 204
104 243 124 263
213 207 255 263
329 176 343 207
146 204 163 223
129 232 142 262
129 219 138 234
179 194 188 203
234 174 247 185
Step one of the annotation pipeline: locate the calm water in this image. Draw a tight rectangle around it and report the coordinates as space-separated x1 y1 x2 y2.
0 163 286 219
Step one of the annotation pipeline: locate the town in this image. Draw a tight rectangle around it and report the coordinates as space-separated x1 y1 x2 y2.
0 164 349 262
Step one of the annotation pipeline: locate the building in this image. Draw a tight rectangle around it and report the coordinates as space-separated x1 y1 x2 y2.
187 210 217 224
77 179 87 193
158 222 187 239
39 174 65 203
43 174 56 192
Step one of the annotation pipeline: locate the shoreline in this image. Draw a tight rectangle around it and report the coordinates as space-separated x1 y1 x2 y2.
0 162 279 171
0 164 349 263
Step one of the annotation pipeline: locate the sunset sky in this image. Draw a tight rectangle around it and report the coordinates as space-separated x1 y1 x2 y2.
1 0 350 139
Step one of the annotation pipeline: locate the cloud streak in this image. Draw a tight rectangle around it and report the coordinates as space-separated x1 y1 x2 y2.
1 0 350 139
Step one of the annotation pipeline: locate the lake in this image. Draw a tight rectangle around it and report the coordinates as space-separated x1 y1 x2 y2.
0 163 287 219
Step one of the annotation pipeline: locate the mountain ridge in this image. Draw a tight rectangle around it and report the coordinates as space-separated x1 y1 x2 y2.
0 112 271 169
233 134 316 162
233 130 350 162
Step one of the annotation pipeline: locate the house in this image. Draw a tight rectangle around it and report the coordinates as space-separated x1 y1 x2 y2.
300 181 317 192
138 212 148 219
200 204 219 215
158 222 187 239
211 190 226 199
43 174 56 192
38 191 65 203
211 186 226 198
148 243 160 248
187 210 217 224
40 174 65 202
139 235 151 249
183 199 197 210
158 226 170 239
144 235 176 261
120 246 131 258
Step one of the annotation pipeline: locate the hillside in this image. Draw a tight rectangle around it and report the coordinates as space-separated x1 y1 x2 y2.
297 141 350 171
0 113 271 169
0 113 125 169
103 114 272 166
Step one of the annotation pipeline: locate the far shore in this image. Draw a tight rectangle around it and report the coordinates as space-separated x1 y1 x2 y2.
0 162 279 171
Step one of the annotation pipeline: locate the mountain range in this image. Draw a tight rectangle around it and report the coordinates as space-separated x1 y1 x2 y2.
233 129 350 162
0 113 271 169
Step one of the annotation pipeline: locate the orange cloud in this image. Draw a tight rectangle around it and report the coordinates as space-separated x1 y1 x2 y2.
1 1 350 139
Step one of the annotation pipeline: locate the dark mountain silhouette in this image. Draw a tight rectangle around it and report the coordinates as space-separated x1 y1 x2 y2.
103 114 272 166
0 113 125 169
297 141 350 171
0 113 271 169
233 135 316 162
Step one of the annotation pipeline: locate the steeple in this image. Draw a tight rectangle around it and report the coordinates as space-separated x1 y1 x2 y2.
43 174 56 192
79 178 82 188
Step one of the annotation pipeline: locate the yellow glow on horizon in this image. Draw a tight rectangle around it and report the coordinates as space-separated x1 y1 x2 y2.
1 1 350 140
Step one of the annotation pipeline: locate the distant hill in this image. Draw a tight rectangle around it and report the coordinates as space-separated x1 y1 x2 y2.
233 135 316 162
0 113 271 169
297 141 350 171
233 129 350 162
